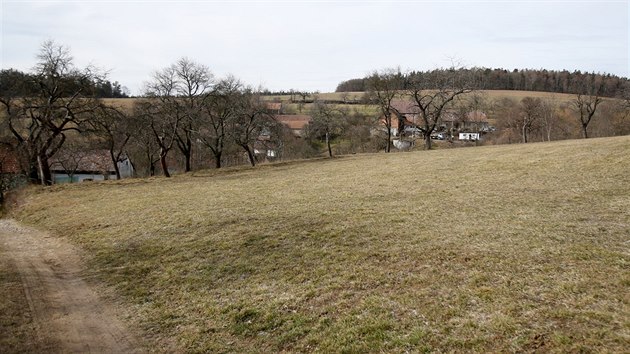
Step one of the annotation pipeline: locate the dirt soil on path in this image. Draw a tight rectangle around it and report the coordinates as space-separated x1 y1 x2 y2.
0 219 144 353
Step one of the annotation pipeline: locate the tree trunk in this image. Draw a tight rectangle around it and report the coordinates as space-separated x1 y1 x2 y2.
182 134 193 172
109 150 121 180
582 124 589 139
28 159 39 183
37 154 45 185
160 150 170 178
243 145 256 167
214 152 222 169
424 134 432 150
38 154 53 185
184 150 192 172
326 132 333 158
386 126 391 153
0 162 3 203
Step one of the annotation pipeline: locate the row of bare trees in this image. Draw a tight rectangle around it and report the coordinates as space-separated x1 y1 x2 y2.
1 41 629 186
489 94 629 144
0 42 288 184
137 59 279 175
0 41 104 185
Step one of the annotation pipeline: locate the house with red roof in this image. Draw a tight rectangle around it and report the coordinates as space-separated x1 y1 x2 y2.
274 114 312 137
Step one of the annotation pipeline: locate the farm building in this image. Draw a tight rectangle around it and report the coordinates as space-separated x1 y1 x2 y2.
442 111 489 132
49 150 133 183
275 114 311 137
378 101 490 137
378 100 421 137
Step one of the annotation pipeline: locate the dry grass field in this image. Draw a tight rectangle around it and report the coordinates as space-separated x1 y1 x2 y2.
103 90 602 123
107 89 580 109
5 136 630 352
261 90 578 103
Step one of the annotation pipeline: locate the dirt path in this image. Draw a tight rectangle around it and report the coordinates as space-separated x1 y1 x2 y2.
0 219 144 353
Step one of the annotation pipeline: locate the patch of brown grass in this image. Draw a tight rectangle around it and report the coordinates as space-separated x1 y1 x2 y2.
0 245 41 352
8 136 630 352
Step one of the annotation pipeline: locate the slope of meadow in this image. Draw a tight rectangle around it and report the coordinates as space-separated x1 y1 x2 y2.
9 137 630 352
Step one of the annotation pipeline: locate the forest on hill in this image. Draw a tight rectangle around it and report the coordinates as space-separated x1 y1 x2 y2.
335 68 630 98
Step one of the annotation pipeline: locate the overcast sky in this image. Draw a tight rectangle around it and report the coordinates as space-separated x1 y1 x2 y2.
1 0 628 95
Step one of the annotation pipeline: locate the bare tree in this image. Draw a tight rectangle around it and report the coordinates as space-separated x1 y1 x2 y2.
341 110 378 154
228 88 274 166
129 103 161 177
407 68 474 149
144 58 213 174
520 97 542 143
172 58 214 172
308 101 346 158
365 68 403 153
0 41 104 185
539 99 557 142
143 67 187 177
197 76 242 169
340 92 350 104
494 97 522 144
89 106 134 179
297 91 310 102
573 93 603 139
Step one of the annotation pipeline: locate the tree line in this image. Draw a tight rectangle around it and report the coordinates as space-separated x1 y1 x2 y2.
1 41 629 190
489 94 630 144
336 68 630 98
0 42 286 185
0 41 375 186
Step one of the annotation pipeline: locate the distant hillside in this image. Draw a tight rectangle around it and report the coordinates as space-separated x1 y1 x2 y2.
336 68 630 98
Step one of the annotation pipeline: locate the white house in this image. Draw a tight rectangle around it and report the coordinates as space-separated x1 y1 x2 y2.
459 132 480 141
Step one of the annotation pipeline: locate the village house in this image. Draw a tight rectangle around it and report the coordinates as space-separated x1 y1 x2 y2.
376 101 492 144
377 100 421 137
251 114 312 160
274 114 311 137
441 110 490 133
49 149 133 183
458 132 481 141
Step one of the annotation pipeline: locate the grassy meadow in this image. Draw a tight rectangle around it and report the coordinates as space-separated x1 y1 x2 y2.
8 136 630 352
